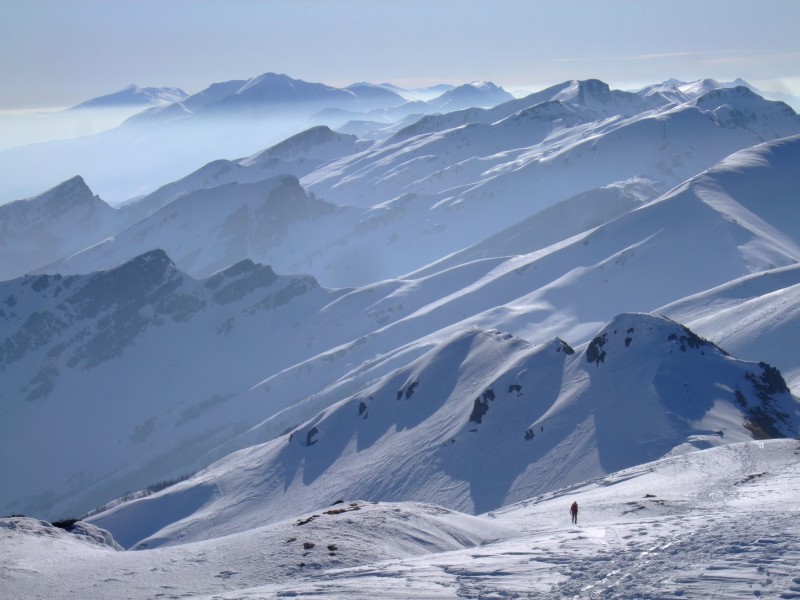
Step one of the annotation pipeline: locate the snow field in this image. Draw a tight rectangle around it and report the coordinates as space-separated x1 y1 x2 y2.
6 439 797 599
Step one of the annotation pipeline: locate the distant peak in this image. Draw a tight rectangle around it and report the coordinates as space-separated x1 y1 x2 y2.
553 79 612 103
467 81 500 90
239 72 298 92
694 85 761 107
31 175 95 203
577 79 612 94
128 248 176 269
60 174 89 188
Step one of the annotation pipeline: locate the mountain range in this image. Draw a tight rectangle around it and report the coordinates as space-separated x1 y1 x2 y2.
0 74 508 204
1 73 799 599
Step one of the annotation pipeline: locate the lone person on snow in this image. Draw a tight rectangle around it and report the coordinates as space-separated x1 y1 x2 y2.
570 501 579 524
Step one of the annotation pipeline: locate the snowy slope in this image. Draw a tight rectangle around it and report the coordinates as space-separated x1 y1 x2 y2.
0 176 130 281
5 133 798 524
406 176 662 278
87 314 798 550
2 501 513 598
662 264 800 394
0 250 348 520
6 440 797 599
49 175 363 279
45 112 800 291
307 84 799 211
230 135 800 428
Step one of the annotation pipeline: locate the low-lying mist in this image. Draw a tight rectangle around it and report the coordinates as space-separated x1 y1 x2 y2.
0 109 322 206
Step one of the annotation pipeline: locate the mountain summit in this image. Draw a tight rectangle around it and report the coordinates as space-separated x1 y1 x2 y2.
0 176 126 281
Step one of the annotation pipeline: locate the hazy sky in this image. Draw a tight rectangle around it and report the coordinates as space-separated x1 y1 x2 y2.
2 0 799 110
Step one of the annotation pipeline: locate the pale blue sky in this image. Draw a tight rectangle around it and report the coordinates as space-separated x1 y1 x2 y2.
2 0 799 110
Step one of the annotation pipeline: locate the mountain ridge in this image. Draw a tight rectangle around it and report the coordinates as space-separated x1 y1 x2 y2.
86 313 799 549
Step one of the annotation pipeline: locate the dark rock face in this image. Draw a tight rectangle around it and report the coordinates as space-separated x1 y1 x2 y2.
1 250 203 399
306 427 319 446
743 362 793 439
586 333 608 365
666 326 715 353
748 362 790 399
205 260 279 305
397 381 419 400
557 339 576 355
469 389 496 424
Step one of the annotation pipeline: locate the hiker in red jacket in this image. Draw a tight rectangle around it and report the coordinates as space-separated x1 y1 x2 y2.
570 501 578 524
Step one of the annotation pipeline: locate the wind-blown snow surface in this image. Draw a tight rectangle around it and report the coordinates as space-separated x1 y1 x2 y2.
4 440 799 599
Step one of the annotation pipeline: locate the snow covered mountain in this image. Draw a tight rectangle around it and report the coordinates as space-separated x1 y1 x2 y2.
50 174 364 280
426 81 515 111
662 264 800 392
0 250 345 519
0 127 373 280
126 73 407 126
0 176 130 281
117 125 373 220
307 84 799 209
379 82 455 102
1 76 794 208
32 91 800 289
69 84 189 110
0 73 402 204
